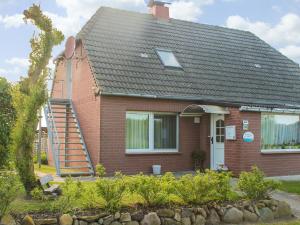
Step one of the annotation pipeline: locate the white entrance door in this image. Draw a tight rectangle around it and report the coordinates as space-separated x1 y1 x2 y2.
210 114 225 170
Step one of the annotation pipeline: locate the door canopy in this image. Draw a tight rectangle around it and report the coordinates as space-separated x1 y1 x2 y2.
181 104 230 116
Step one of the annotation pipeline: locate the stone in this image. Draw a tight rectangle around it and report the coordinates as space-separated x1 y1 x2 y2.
98 219 103 225
259 207 274 222
131 211 144 222
120 213 131 222
141 212 161 225
243 210 258 223
73 220 79 225
125 222 139 225
181 209 193 218
274 201 292 218
256 202 265 209
223 207 243 224
194 215 205 225
181 217 191 225
253 205 260 216
114 212 120 220
205 209 220 225
157 209 175 218
77 216 100 223
103 216 113 225
59 215 73 225
161 218 179 225
110 222 121 225
198 208 207 218
98 213 109 219
174 212 181 222
79 221 87 225
1 215 16 225
89 222 98 225
34 218 57 225
22 216 35 225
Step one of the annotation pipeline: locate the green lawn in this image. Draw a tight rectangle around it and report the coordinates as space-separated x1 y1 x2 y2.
34 164 57 175
279 181 300 195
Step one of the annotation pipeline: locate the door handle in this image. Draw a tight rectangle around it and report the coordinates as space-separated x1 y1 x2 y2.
210 137 214 144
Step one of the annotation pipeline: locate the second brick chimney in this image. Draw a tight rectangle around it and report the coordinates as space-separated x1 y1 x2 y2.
148 0 170 21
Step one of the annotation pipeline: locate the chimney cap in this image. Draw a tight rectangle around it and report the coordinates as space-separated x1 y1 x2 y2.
145 0 171 7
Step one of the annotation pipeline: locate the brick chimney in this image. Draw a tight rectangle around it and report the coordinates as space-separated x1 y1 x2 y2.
148 0 170 21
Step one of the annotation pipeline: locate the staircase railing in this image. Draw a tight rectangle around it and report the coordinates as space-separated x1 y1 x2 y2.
70 100 95 175
44 100 61 176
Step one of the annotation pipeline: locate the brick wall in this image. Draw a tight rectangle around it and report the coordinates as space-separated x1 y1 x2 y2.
99 96 208 175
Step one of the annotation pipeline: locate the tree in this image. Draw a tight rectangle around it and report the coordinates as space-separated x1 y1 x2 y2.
10 4 64 195
0 78 15 169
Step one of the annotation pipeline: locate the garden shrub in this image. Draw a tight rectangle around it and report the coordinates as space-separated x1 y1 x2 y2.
80 183 105 210
96 173 126 212
0 172 21 220
30 187 45 201
237 166 280 200
33 152 48 165
174 170 232 204
96 164 106 177
127 172 178 207
52 177 83 213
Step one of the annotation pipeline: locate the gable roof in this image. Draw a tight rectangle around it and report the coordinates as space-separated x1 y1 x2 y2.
77 7 300 108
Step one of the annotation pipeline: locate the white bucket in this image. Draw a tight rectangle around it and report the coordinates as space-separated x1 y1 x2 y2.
152 165 161 175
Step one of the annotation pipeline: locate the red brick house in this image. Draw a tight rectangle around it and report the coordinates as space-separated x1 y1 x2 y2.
46 0 300 177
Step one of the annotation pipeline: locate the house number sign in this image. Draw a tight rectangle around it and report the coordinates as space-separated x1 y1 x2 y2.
243 131 254 142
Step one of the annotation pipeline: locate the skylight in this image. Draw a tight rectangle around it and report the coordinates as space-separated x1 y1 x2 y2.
156 49 182 68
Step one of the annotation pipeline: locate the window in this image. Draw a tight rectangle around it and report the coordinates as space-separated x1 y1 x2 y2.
126 112 179 153
261 113 300 151
216 119 225 143
156 49 182 68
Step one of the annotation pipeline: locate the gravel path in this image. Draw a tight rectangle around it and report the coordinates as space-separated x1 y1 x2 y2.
272 190 300 218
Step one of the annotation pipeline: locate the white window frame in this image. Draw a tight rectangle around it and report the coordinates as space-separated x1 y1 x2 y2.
126 111 179 154
155 48 182 69
261 112 300 154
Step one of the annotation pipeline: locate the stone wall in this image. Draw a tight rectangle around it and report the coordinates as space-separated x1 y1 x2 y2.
4 199 294 225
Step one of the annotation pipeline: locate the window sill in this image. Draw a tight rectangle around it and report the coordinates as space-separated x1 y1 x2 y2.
126 150 180 155
261 149 300 154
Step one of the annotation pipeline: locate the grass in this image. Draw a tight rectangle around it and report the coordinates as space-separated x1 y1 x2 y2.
34 164 57 175
259 221 300 225
279 181 300 195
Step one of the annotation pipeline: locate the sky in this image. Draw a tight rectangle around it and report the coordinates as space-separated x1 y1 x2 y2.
0 0 300 83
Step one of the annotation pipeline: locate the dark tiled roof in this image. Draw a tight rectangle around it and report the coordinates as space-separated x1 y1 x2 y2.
77 7 300 107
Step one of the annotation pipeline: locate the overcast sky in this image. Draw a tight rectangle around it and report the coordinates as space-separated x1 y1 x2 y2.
0 0 300 83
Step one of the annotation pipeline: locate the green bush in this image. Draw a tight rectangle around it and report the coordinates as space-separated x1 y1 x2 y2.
33 152 48 165
96 173 126 212
0 172 21 220
96 164 106 177
174 170 232 204
237 166 280 200
30 187 45 201
52 177 83 213
127 172 177 207
80 183 104 210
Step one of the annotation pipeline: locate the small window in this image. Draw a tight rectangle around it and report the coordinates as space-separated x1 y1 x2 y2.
156 49 182 68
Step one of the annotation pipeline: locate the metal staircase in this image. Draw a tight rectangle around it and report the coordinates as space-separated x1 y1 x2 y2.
44 98 94 176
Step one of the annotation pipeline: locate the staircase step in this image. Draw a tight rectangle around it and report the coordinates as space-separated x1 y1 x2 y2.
61 160 89 162
56 126 78 128
52 116 76 118
61 166 91 169
60 172 94 176
59 154 86 156
65 148 85 150
55 121 77 123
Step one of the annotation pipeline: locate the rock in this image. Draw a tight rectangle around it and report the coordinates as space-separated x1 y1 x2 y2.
259 207 274 222
275 201 292 218
34 218 57 225
157 209 175 218
89 222 98 225
181 209 193 218
223 207 243 224
174 212 181 222
59 215 73 225
77 216 99 223
1 215 16 225
98 219 103 225
205 209 220 225
114 212 120 220
22 215 35 225
141 212 161 225
253 205 260 216
103 216 113 225
120 213 131 222
110 222 121 225
181 217 191 225
125 222 139 225
161 218 179 225
256 202 265 209
243 210 258 223
190 214 195 224
198 208 207 218
98 213 109 219
131 211 144 222
73 220 79 225
194 215 205 225
79 221 87 225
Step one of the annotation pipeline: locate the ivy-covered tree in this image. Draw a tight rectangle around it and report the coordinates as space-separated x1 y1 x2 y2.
10 4 64 195
0 78 15 169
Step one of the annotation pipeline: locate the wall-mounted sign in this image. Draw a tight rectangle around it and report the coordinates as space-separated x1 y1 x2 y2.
225 126 236 140
243 131 254 142
242 120 249 130
194 117 200 124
